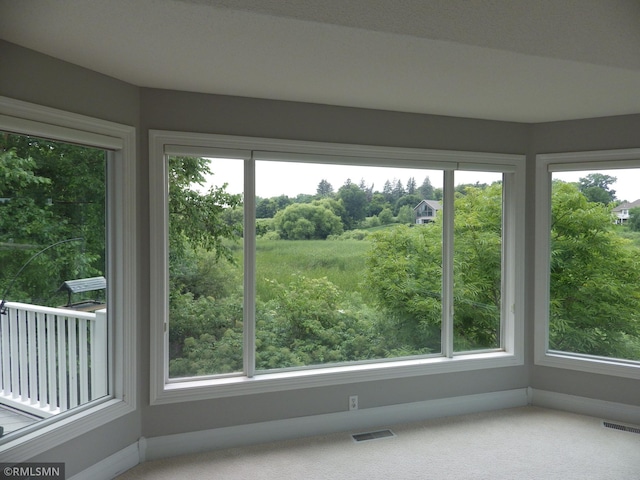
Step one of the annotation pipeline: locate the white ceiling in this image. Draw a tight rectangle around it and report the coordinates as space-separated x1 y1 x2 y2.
2 0 640 122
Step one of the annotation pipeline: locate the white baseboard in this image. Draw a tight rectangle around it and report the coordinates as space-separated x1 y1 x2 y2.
68 442 139 480
77 387 640 479
530 388 640 425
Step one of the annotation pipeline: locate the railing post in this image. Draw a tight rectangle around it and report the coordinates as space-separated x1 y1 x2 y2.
91 309 108 399
0 308 10 396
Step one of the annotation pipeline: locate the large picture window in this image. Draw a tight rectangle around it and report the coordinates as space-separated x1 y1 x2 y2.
535 150 640 378
150 132 525 403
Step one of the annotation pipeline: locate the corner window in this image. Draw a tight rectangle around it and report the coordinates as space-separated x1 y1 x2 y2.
0 97 136 460
151 132 525 403
535 150 640 377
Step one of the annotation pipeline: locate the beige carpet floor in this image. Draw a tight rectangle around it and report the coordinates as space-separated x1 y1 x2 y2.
117 406 640 479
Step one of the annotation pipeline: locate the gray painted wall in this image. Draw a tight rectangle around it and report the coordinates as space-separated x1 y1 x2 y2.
1 40 638 475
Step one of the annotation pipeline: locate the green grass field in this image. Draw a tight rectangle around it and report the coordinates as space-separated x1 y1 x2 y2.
255 239 371 301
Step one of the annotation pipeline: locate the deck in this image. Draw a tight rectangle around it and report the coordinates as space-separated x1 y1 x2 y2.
0 302 109 438
0 404 40 436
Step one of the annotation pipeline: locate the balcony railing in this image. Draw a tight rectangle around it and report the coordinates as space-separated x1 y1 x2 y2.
0 302 108 418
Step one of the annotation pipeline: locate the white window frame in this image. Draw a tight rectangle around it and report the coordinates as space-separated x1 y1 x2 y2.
0 97 137 461
150 130 525 404
535 149 640 379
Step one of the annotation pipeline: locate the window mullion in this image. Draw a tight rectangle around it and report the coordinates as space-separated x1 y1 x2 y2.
442 170 455 358
244 156 257 378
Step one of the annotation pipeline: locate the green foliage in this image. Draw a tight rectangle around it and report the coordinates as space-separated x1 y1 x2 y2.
0 133 105 306
169 156 242 264
329 229 369 240
394 193 422 215
256 195 292 218
395 205 415 224
256 275 384 368
255 239 369 302
628 207 640 232
452 185 502 349
550 182 640 359
316 179 334 197
274 202 343 239
418 176 434 199
378 207 394 225
337 182 368 229
364 224 442 353
578 173 617 204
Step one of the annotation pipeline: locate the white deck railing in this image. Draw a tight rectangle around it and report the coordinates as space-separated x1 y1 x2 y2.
0 302 108 417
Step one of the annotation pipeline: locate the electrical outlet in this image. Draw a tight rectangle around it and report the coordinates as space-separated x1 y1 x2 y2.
349 395 358 411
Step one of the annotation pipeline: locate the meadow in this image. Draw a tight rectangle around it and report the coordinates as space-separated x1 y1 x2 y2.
255 238 372 302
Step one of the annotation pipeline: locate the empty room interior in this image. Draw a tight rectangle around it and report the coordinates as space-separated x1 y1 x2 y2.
0 1 639 478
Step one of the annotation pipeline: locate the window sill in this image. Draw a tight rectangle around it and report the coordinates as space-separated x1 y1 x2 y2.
535 351 640 380
151 351 523 405
0 398 135 463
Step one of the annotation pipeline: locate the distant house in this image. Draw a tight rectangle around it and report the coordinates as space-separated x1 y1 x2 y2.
612 199 640 224
414 199 442 224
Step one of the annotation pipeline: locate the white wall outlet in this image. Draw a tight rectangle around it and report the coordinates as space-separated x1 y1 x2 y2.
349 395 358 411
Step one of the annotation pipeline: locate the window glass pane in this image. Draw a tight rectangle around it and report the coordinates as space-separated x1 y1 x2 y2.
550 169 640 361
167 156 244 378
0 132 108 436
255 161 443 370
453 172 503 352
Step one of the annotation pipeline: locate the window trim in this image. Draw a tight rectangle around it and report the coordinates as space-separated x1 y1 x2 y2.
150 129 525 405
0 96 137 461
534 149 640 380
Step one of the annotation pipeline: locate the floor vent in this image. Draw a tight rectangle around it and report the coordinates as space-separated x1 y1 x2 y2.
352 429 396 443
603 421 640 435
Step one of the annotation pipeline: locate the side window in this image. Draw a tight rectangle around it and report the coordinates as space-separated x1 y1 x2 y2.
0 132 109 437
549 168 640 362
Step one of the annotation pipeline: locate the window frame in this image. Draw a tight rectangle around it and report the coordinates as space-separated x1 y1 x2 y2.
0 96 137 461
150 130 525 404
534 149 640 379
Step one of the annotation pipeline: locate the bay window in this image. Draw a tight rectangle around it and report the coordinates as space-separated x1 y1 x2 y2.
150 131 525 403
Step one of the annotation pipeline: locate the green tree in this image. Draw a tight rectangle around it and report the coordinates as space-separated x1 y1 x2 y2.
578 173 617 204
316 179 334 197
550 182 640 359
367 192 389 217
274 203 343 239
364 224 442 353
396 205 415 224
391 179 405 202
0 133 106 306
256 275 382 367
168 156 242 264
337 182 368 230
378 207 394 225
452 185 503 349
394 194 422 216
418 176 434 199
407 177 417 195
